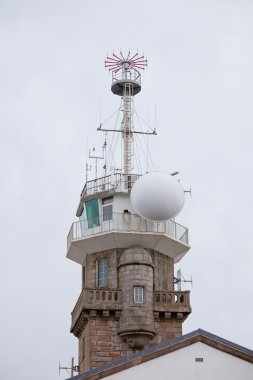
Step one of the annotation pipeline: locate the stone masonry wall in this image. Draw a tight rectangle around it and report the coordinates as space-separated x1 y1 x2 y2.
78 312 184 373
152 251 174 291
79 314 133 374
75 248 189 373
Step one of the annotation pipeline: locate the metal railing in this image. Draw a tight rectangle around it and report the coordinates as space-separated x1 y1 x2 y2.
112 68 141 85
80 173 141 198
67 212 188 250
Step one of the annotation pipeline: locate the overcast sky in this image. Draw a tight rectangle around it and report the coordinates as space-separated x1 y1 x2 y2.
1 1 253 379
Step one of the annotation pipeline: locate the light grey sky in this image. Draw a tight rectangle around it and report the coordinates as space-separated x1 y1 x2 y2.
0 1 253 379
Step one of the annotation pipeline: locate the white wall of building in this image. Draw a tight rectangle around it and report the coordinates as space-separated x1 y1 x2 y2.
105 342 253 380
113 193 134 214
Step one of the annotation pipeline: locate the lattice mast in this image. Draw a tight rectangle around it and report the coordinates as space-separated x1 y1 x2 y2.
105 52 147 175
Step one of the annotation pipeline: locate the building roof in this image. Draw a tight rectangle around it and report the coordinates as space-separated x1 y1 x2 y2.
67 329 253 380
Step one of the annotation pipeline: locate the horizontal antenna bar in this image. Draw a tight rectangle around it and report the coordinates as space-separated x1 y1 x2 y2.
97 127 157 135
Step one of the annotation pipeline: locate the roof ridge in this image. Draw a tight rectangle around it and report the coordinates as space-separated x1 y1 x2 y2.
195 328 253 355
68 328 253 380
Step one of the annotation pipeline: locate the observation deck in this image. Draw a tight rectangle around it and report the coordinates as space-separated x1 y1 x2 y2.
111 68 141 96
67 212 190 265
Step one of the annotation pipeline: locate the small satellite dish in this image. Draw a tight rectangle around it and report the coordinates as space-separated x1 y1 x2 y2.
130 172 185 221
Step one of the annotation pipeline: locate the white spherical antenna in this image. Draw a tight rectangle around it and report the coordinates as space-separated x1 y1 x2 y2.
130 172 185 221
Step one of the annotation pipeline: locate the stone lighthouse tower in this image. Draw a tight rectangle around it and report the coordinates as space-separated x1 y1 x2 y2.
66 52 191 374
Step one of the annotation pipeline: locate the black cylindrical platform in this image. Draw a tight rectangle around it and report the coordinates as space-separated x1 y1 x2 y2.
111 80 141 96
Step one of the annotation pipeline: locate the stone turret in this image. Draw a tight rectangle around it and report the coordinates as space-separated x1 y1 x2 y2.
118 248 155 349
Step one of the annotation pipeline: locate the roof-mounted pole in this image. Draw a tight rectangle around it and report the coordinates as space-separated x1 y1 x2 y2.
105 51 148 176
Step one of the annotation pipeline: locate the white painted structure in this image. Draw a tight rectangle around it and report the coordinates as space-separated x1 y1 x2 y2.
67 329 253 380
104 342 253 380
67 174 190 265
67 53 190 267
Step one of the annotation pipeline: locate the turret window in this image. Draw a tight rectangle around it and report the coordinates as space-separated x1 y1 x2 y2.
97 259 108 287
102 197 113 222
134 287 143 303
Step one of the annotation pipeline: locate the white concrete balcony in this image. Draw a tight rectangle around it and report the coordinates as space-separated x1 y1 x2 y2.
67 213 190 265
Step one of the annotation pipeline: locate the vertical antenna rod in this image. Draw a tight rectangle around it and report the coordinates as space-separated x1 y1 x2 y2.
105 52 147 176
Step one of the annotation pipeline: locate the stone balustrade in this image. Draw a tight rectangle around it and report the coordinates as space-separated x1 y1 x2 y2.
153 291 191 312
71 289 191 331
71 288 122 330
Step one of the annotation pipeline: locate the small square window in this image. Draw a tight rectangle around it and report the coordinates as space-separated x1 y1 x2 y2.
134 287 143 303
97 259 108 287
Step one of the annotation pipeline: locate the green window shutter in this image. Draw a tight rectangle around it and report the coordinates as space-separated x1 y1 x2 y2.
85 198 100 228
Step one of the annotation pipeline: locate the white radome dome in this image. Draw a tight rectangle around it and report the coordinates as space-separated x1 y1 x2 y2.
130 172 185 221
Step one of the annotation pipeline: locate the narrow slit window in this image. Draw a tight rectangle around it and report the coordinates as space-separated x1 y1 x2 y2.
134 287 143 303
97 259 108 287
